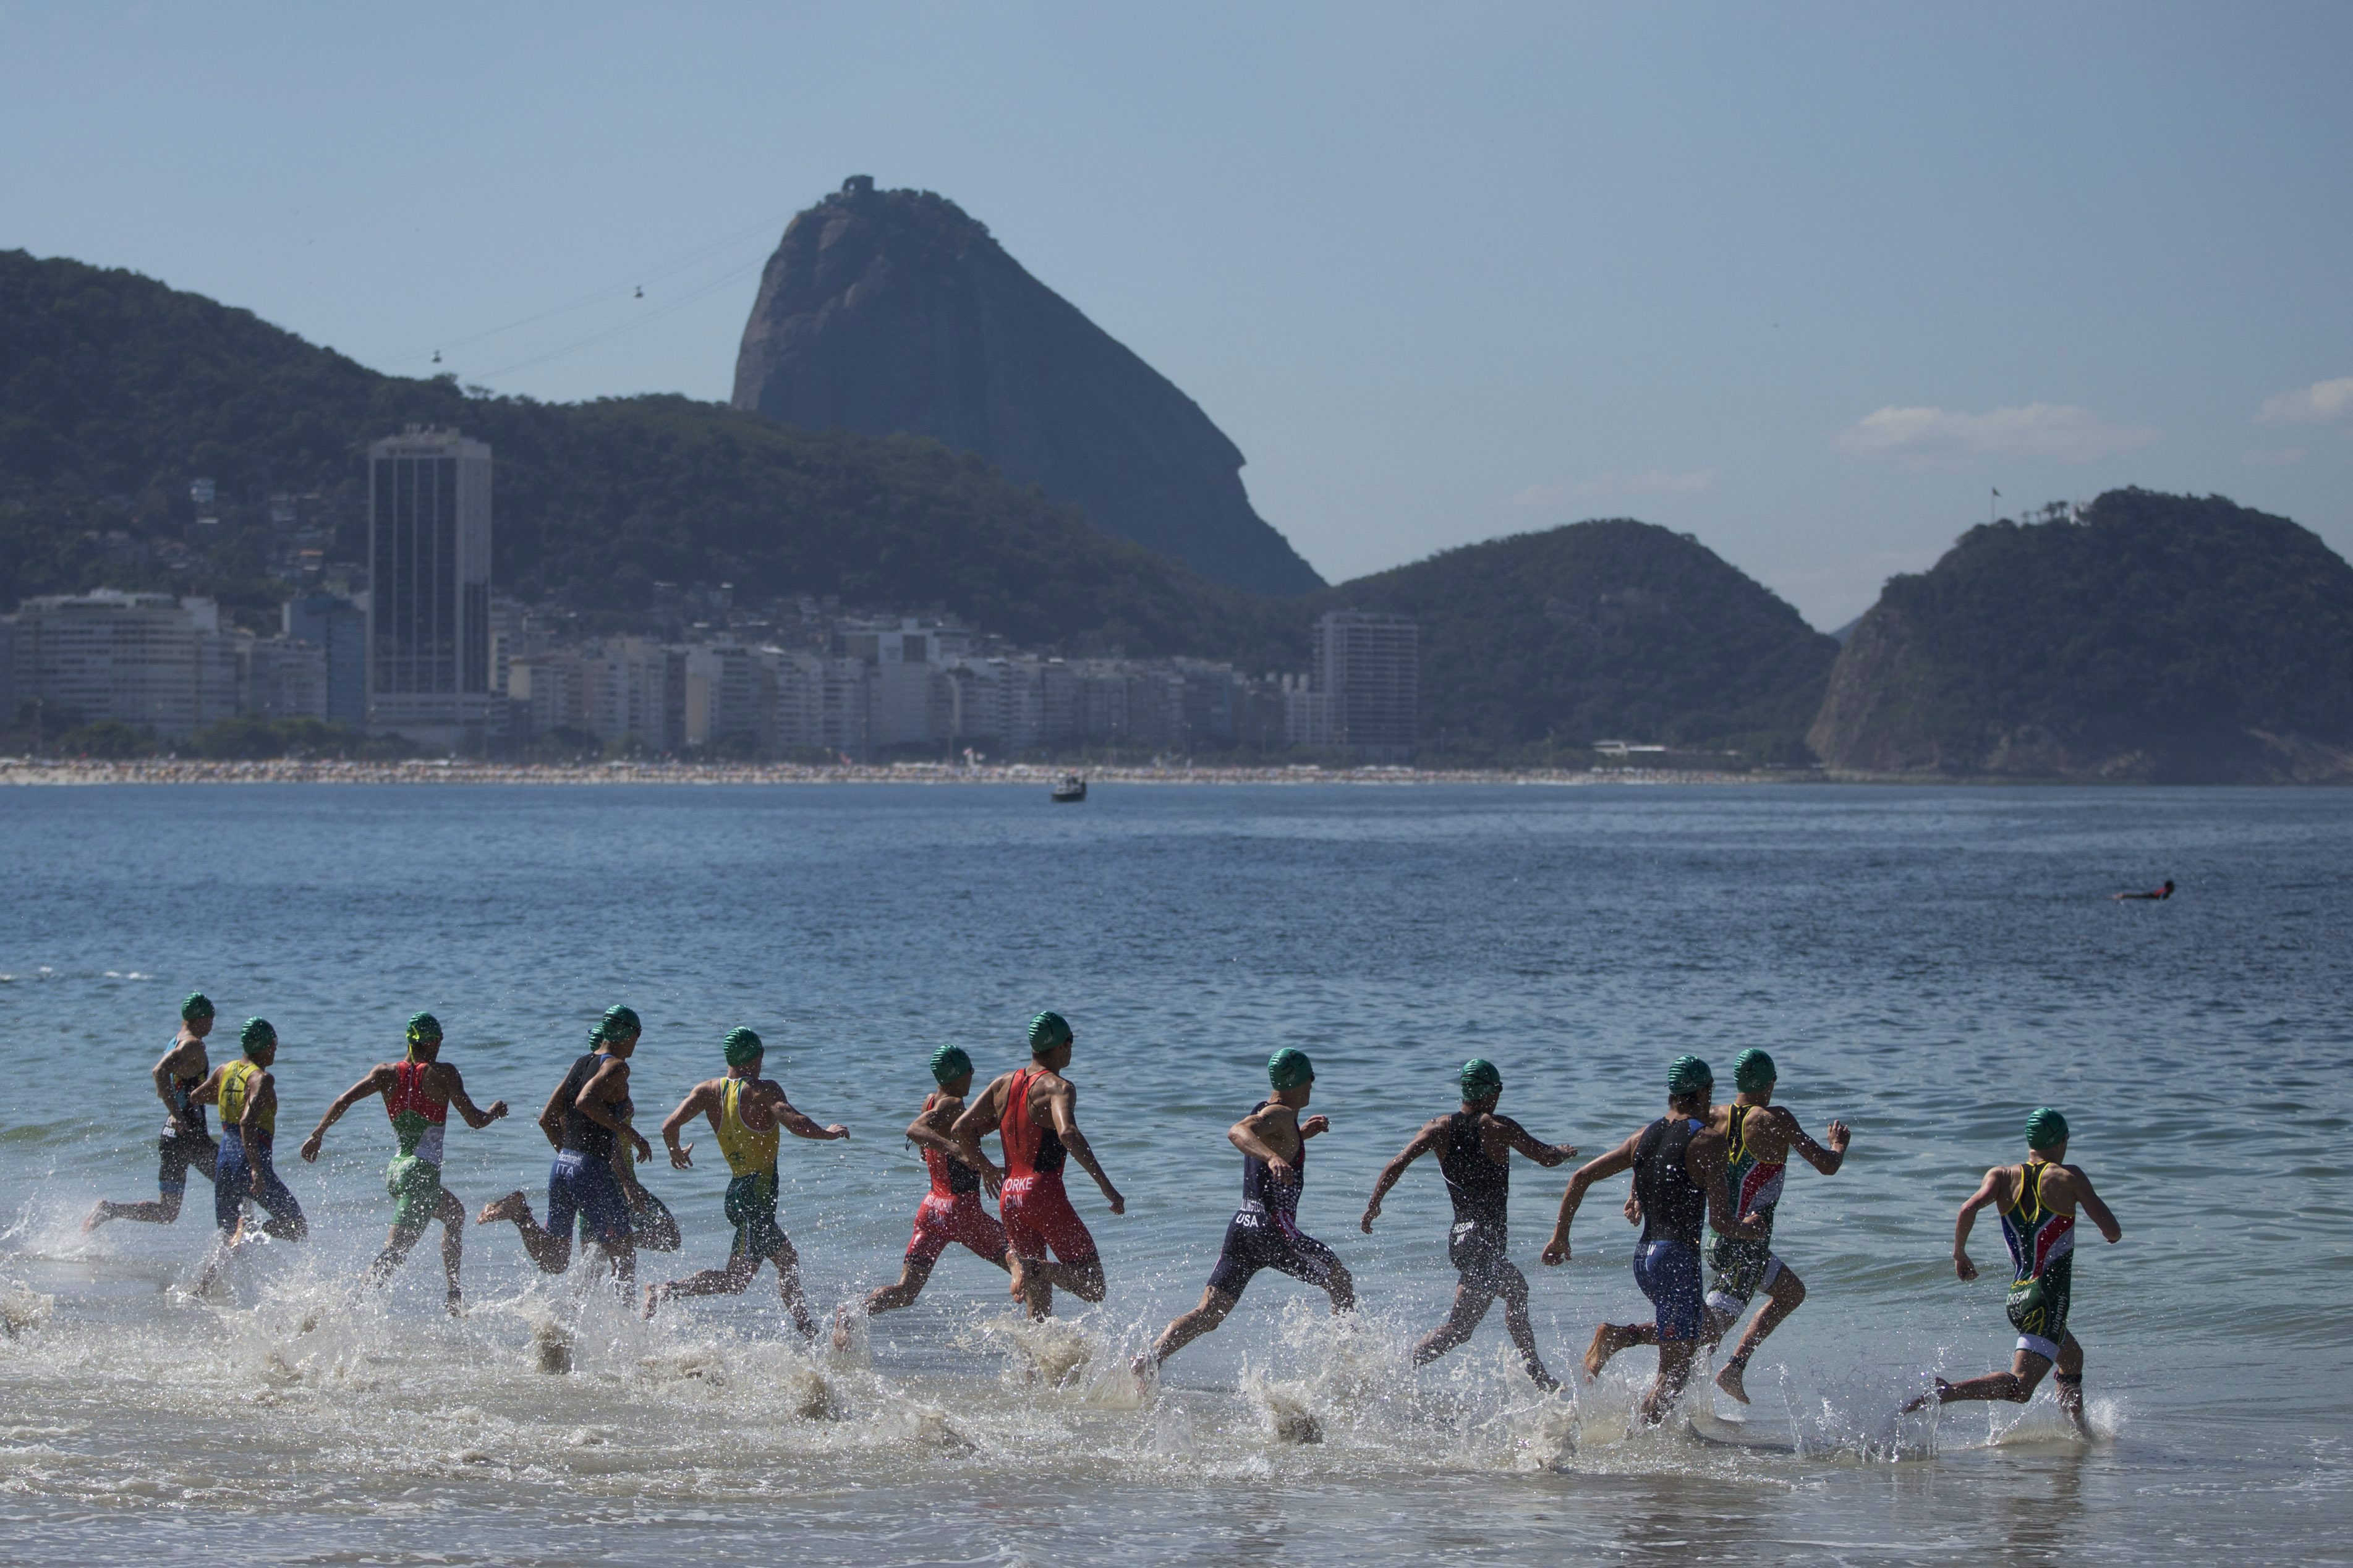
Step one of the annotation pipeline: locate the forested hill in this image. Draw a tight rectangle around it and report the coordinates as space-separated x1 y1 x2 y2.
0 250 1272 660
1325 520 1841 760
1809 489 2353 781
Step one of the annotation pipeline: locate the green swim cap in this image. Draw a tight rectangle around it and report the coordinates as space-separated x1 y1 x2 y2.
406 1012 442 1045
1667 1054 1714 1097
1734 1048 1776 1094
593 1004 641 1046
1459 1058 1502 1100
1268 1048 1315 1090
240 1017 276 1054
2026 1107 2069 1151
930 1044 974 1086
181 992 215 1022
1028 1011 1072 1054
722 1027 764 1067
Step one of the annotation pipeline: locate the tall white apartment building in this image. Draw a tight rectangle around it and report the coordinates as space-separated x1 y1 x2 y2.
7 590 239 738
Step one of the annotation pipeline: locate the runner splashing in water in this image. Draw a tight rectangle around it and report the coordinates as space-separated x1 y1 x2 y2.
835 1044 1007 1349
645 1028 848 1333
194 1018 308 1294
1698 1048 1850 1403
299 1012 508 1313
951 1011 1125 1320
1361 1059 1576 1391
1137 1048 1355 1378
1902 1108 2122 1434
476 1006 650 1295
85 992 219 1232
1544 1055 1764 1425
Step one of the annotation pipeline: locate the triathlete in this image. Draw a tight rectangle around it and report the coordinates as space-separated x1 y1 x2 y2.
1902 1108 2121 1435
1698 1048 1850 1402
645 1028 848 1332
2113 879 2176 901
950 1011 1125 1319
1138 1048 1353 1376
835 1044 1007 1349
1543 1055 1763 1425
605 1101 681 1255
83 991 219 1231
193 1017 308 1294
477 1005 651 1292
298 1011 508 1312
1359 1059 1576 1390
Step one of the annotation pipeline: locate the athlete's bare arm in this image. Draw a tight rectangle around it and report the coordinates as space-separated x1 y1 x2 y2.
432 1062 508 1130
1496 1114 1578 1168
759 1080 848 1142
1774 1108 1850 1175
1541 1129 1646 1263
299 1063 396 1161
1047 1079 1124 1214
244 1069 276 1136
658 1080 723 1168
948 1075 1013 1195
1228 1103 1307 1180
2059 1164 2122 1243
1359 1119 1448 1231
1949 1165 2010 1281
535 1077 570 1148
903 1093 965 1159
576 1057 651 1161
189 1064 226 1109
1691 1129 1766 1241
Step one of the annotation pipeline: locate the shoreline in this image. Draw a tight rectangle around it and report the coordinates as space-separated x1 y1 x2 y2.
0 757 1802 787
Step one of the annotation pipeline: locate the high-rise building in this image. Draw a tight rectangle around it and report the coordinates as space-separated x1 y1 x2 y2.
7 590 239 738
283 593 366 727
1313 611 1418 760
366 427 495 747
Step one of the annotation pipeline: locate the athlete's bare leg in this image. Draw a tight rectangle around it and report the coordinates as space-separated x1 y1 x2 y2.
1716 1268 1805 1404
476 1190 572 1276
642 1253 758 1318
1494 1269 1561 1390
1013 1254 1104 1319
1413 1282 1496 1366
1641 1339 1699 1425
1140 1286 1239 1372
1902 1344 2057 1413
1584 1320 1656 1379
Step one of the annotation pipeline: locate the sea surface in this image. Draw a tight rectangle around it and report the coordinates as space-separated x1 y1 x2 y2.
0 782 2347 1565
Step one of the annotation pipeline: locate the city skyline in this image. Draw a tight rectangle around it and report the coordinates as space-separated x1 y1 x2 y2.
3 4 2346 629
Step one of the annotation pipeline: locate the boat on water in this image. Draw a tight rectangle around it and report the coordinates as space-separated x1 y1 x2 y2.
1051 773 1087 803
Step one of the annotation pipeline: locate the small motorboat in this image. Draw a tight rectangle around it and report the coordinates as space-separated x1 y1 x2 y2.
1051 773 1087 803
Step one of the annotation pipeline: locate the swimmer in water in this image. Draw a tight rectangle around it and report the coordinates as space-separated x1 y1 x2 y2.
1136 1048 1354 1378
2113 879 2176 901
84 991 219 1231
193 1018 308 1294
644 1028 848 1333
950 1011 1126 1320
1543 1055 1765 1425
298 1012 508 1313
1902 1108 2121 1435
1691 1048 1850 1403
834 1044 1008 1350
476 1005 650 1294
1361 1059 1577 1391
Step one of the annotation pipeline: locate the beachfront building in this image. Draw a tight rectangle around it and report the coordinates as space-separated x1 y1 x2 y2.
6 590 240 739
1313 610 1418 761
365 426 496 748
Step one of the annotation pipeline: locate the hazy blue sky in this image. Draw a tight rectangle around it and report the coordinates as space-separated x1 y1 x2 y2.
4 2 2347 626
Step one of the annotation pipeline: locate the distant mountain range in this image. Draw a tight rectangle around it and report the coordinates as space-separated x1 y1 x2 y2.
7 222 2347 774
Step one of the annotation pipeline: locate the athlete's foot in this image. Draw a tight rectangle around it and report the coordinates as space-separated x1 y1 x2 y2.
1006 1257 1028 1302
475 1192 528 1227
1528 1363 1562 1394
830 1303 856 1353
1716 1362 1751 1404
641 1282 664 1321
1584 1323 1633 1381
80 1201 111 1234
1900 1378 1952 1415
445 1289 466 1319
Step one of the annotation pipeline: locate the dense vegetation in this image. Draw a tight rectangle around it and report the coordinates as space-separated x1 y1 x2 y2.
1325 520 1839 761
1811 489 2353 778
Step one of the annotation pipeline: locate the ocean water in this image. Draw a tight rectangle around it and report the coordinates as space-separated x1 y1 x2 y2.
1 781 2347 1565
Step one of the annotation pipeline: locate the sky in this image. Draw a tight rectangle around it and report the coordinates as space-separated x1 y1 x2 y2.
3 2 2348 629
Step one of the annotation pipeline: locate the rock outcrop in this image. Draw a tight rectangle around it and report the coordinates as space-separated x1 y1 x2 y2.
732 177 1323 597
1808 489 2353 781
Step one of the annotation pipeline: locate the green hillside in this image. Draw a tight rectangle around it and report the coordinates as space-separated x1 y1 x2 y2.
0 250 1271 659
1809 489 2353 780
1325 520 1840 760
